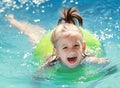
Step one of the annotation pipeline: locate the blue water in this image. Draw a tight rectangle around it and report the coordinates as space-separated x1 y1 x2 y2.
0 0 120 88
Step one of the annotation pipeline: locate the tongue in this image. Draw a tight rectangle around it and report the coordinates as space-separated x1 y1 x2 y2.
67 57 77 63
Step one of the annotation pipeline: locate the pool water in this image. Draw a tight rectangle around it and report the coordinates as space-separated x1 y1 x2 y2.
0 0 120 88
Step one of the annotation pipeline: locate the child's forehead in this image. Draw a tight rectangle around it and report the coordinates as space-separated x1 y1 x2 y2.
57 32 83 45
61 31 81 38
57 36 82 48
60 33 82 41
60 36 80 42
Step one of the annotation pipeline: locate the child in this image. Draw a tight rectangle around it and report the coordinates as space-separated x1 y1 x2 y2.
7 7 109 71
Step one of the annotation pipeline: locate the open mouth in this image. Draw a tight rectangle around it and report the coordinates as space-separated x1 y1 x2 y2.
67 57 77 64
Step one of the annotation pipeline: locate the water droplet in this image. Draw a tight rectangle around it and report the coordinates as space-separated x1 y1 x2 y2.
75 1 78 5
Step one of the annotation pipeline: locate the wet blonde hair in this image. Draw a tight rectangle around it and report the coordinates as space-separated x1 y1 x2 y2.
51 7 84 48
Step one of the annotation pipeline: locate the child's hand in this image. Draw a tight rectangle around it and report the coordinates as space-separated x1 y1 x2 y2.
7 14 14 20
6 14 20 28
6 14 16 25
86 57 109 64
97 58 109 64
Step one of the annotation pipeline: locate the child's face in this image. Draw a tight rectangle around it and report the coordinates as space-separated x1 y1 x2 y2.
55 34 85 68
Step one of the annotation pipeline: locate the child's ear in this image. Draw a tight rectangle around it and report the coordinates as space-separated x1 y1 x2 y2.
53 48 59 57
82 42 86 52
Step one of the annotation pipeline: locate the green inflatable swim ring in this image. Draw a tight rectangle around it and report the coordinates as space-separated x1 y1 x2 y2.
34 27 105 82
34 27 104 60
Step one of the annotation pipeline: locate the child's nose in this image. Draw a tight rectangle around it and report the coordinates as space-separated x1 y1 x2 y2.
69 48 76 53
70 47 77 51
68 51 76 56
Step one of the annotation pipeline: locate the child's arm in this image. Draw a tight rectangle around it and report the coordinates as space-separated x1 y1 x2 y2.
85 56 109 64
7 14 46 44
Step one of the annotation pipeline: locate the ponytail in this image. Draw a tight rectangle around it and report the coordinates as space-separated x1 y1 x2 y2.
58 7 83 26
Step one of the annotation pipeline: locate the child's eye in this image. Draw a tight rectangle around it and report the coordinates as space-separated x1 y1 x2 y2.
74 44 80 47
63 46 68 49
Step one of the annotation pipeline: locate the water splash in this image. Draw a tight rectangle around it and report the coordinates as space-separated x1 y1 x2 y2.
0 0 49 13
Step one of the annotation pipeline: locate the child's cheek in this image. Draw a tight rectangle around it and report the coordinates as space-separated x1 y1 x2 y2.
60 51 67 58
